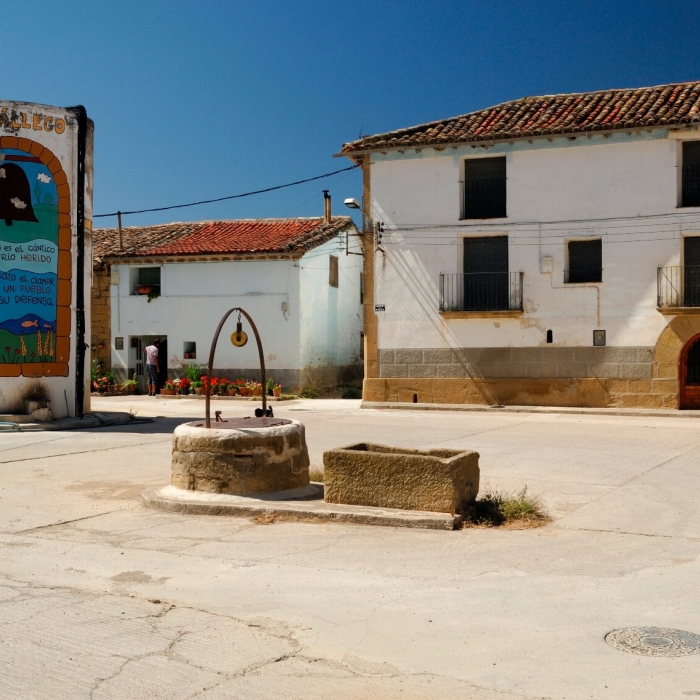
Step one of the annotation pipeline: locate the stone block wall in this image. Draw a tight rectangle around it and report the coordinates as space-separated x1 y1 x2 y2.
91 267 111 371
368 346 676 409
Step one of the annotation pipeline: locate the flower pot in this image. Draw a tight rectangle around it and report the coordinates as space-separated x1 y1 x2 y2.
179 388 190 395
160 389 176 395
238 386 250 397
252 387 262 397
228 388 238 396
136 285 152 295
273 388 281 398
194 387 204 395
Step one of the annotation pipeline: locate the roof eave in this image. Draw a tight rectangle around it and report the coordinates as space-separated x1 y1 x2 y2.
337 121 700 158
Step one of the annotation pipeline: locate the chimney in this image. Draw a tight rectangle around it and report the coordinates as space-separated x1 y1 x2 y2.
323 190 331 223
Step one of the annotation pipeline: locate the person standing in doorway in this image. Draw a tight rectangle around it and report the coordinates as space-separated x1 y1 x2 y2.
144 339 160 396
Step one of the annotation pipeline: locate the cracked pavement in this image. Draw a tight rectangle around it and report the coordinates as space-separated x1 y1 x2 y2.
1 396 699 698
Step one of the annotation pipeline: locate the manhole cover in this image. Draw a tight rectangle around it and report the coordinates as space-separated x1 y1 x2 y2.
605 627 700 657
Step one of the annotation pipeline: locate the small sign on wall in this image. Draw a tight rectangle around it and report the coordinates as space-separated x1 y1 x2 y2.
115 337 124 350
374 304 386 312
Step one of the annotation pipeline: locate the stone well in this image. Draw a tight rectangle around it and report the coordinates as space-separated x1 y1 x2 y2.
323 443 479 513
172 417 310 495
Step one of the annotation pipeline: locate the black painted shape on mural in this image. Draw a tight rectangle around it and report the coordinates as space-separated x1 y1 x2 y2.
0 162 38 226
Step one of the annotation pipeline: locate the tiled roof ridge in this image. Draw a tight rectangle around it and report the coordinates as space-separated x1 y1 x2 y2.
93 216 355 264
340 80 700 154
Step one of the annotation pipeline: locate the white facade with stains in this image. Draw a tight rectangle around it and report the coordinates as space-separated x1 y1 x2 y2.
360 125 700 408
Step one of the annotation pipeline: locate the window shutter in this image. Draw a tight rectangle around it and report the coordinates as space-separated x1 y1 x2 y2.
462 157 506 219
682 142 700 207
568 240 602 283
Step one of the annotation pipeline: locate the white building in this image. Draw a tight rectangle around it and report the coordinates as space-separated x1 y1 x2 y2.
338 81 700 409
92 206 363 392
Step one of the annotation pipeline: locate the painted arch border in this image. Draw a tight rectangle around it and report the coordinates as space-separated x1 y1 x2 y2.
0 135 71 378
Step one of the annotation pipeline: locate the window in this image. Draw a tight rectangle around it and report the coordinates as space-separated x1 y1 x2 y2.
329 255 338 288
682 142 700 207
461 157 506 219
566 239 602 283
132 267 161 296
462 236 509 310
183 341 196 360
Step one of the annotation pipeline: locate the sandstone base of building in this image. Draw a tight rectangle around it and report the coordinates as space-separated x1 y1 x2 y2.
323 443 480 513
172 421 310 495
363 377 679 410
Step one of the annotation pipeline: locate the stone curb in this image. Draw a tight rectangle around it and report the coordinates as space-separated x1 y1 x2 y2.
142 485 460 531
0 411 136 432
361 401 700 419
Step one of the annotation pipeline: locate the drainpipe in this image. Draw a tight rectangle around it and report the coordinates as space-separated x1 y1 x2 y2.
323 190 331 223
70 105 88 418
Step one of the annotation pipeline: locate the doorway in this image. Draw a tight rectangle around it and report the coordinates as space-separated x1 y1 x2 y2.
130 335 167 393
680 333 700 408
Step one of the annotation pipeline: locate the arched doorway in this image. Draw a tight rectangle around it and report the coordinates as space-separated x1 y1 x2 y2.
680 333 700 408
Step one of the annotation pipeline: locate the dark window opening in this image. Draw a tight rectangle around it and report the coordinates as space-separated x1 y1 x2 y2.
546 330 553 344
329 255 339 288
133 267 161 296
461 157 506 219
462 236 509 310
684 237 700 306
682 142 700 208
566 239 602 283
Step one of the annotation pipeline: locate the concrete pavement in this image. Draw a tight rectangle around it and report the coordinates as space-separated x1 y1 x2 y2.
0 395 699 698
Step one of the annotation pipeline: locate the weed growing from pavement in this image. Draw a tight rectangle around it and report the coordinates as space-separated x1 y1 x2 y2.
308 468 324 482
461 486 550 529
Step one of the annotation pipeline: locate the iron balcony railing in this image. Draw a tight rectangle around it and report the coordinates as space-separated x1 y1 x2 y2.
439 272 524 312
657 265 700 308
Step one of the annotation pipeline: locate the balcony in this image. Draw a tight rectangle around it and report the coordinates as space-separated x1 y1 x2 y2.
657 266 700 312
439 272 523 316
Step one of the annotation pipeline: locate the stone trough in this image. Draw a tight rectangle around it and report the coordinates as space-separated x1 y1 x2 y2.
323 443 480 513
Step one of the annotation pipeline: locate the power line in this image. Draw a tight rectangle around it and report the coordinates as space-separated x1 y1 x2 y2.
94 165 359 219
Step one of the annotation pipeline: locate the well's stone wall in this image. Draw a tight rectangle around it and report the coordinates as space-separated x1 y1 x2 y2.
172 420 310 494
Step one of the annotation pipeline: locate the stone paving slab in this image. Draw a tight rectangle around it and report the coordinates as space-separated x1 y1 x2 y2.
142 484 461 530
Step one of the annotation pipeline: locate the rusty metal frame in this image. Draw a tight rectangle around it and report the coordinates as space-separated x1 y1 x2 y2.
205 307 266 428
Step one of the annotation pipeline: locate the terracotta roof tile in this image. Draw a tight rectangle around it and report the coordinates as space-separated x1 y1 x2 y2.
94 217 355 266
340 81 700 154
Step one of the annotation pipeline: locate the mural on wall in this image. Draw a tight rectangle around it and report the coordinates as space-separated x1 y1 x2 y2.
0 138 70 377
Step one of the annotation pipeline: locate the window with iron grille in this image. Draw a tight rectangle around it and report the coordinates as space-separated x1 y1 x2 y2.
132 267 161 296
566 239 602 283
462 235 509 310
682 142 700 208
461 157 506 219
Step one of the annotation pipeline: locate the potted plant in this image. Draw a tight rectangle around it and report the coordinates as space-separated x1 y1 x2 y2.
217 378 230 396
120 374 138 394
238 380 250 397
92 375 110 394
178 377 191 395
161 379 178 395
249 380 262 397
273 383 282 398
191 379 204 395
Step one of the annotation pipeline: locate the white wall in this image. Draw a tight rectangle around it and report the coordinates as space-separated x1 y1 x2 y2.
298 234 363 370
111 259 300 375
369 128 700 349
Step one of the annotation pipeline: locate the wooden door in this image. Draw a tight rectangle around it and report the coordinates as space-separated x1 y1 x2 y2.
680 334 700 408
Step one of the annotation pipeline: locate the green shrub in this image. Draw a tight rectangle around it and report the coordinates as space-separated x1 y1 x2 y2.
182 364 205 382
340 386 362 399
300 387 318 399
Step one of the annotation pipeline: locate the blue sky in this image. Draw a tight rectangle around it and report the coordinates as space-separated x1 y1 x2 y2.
2 1 698 228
